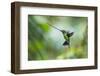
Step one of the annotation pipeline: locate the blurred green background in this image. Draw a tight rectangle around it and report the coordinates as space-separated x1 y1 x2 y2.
28 15 88 60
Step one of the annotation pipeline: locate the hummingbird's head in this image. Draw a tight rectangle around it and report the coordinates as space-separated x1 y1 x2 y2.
61 30 74 37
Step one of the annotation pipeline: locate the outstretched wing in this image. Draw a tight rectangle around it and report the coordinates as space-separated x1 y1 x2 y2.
67 32 74 37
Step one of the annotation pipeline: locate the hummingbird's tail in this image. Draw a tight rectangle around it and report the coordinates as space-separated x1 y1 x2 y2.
63 41 69 46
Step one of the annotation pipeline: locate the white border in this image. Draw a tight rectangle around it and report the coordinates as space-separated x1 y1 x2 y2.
20 6 95 70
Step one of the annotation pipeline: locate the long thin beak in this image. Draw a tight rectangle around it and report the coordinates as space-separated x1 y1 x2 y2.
48 23 62 32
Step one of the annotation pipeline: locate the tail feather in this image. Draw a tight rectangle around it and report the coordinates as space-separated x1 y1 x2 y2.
63 41 69 46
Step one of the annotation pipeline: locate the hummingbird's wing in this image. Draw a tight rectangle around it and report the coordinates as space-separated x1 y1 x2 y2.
67 32 74 37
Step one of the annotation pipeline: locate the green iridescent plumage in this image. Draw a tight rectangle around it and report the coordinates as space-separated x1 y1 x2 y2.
48 24 74 46
61 30 69 40
61 30 74 46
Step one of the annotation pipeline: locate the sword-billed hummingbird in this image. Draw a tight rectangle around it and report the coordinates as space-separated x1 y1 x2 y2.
48 24 74 46
61 30 74 46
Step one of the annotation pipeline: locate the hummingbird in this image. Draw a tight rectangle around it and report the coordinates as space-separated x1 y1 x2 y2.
61 30 74 46
48 23 74 46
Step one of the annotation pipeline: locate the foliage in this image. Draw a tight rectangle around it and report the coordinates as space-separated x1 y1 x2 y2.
28 15 88 60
